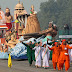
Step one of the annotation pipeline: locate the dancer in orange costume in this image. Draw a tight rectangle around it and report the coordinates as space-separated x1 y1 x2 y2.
58 39 72 71
48 42 61 70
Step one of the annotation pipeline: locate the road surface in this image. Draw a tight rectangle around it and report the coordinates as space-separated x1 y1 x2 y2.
0 60 72 72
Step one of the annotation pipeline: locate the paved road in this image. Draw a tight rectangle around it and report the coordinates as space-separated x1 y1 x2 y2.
0 60 72 72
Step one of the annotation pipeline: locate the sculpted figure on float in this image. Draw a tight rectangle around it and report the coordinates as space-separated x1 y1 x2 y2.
5 8 13 30
14 1 27 37
25 5 40 34
0 7 6 24
30 5 34 15
7 35 19 48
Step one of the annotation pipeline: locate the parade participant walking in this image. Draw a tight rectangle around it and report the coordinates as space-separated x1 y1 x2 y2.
22 41 35 66
42 42 49 69
48 42 61 70
58 39 72 71
68 42 72 62
33 42 42 68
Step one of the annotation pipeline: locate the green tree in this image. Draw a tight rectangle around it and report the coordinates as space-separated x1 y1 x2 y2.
37 0 72 31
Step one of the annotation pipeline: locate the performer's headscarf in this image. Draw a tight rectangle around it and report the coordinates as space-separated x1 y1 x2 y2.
54 42 58 46
62 39 66 45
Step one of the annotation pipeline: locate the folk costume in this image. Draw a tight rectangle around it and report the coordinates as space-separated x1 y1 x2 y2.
42 46 49 68
22 42 35 65
33 46 42 67
58 39 72 71
48 42 61 70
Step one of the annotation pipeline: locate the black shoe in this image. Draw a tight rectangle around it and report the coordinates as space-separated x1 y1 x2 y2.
29 64 31 66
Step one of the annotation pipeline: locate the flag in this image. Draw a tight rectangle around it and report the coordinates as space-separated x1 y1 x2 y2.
11 19 19 23
15 19 19 23
8 54 12 68
11 20 15 23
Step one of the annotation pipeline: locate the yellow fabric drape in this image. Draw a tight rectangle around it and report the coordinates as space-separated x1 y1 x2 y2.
8 54 12 68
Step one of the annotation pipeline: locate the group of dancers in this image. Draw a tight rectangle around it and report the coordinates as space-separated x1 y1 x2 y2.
22 38 72 71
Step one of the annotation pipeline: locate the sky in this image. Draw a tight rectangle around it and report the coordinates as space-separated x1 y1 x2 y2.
0 0 48 16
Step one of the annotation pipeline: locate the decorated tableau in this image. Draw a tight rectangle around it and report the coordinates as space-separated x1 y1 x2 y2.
0 0 57 59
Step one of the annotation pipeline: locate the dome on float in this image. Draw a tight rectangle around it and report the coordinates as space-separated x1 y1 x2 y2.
15 0 24 9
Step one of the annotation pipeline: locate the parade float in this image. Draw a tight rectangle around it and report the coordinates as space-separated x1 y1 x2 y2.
0 0 58 59
0 7 9 59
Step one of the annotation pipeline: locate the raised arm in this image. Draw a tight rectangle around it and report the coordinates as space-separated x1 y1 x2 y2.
22 42 28 47
48 46 54 50
47 38 52 45
67 45 72 49
32 47 36 50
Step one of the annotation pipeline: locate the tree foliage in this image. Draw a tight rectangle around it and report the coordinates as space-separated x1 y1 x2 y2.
37 0 72 30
